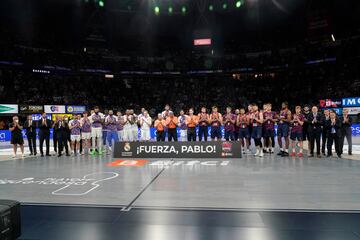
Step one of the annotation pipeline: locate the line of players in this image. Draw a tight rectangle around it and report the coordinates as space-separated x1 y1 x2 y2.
10 103 353 158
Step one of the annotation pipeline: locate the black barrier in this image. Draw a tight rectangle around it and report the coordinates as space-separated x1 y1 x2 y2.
113 141 242 159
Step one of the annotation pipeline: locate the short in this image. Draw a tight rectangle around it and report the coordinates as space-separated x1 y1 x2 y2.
263 128 275 138
239 128 250 139
251 126 262 139
141 128 151 141
71 135 81 142
290 131 303 141
211 126 222 139
277 124 289 137
11 135 24 145
91 127 102 138
81 132 91 140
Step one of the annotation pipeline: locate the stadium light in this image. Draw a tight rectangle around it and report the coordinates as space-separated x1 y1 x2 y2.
236 1 242 8
209 5 214 11
222 3 228 9
154 6 160 15
98 0 104 7
181 6 187 14
168 6 173 14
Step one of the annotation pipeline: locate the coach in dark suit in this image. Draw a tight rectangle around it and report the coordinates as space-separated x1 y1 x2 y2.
54 116 70 157
307 106 323 157
24 115 37 155
38 112 52 157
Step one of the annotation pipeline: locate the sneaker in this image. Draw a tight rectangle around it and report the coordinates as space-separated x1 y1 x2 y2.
247 149 252 154
290 152 296 157
12 154 17 158
270 149 274 154
281 151 289 157
242 150 246 155
21 153 25 158
298 153 303 157
254 149 259 156
277 151 284 156
259 151 264 157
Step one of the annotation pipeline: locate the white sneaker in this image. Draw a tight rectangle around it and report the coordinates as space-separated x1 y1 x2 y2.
247 149 251 154
259 150 264 157
12 154 16 158
21 153 25 158
254 149 259 156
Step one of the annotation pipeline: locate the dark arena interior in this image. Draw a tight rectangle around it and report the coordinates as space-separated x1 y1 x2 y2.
0 0 360 239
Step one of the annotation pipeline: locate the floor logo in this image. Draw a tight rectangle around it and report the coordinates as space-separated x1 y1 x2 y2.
107 160 149 167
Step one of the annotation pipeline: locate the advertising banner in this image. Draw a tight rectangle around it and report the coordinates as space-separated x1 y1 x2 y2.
113 141 242 159
19 105 44 114
31 114 52 121
319 99 342 108
51 114 73 121
344 107 360 116
0 104 18 114
66 105 86 114
342 97 360 107
44 105 66 114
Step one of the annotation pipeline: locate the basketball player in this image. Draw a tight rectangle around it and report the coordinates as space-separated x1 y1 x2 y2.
210 106 223 141
122 110 132 142
277 102 292 157
69 114 81 155
90 106 104 155
198 107 209 141
290 106 304 157
223 106 236 141
237 108 250 154
178 110 187 141
234 109 240 141
116 111 124 141
154 114 166 141
250 104 264 157
80 111 91 155
102 109 109 147
140 110 152 141
130 109 139 141
105 110 119 153
247 104 254 148
263 103 276 153
185 108 198 141
162 104 171 119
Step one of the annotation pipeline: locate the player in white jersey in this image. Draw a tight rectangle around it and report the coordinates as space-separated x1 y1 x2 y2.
140 110 152 141
130 109 139 141
80 111 92 155
90 106 105 155
123 110 133 142
161 104 171 119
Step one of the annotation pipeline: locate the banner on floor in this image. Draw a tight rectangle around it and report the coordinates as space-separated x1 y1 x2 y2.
113 141 242 159
0 104 18 114
19 105 44 114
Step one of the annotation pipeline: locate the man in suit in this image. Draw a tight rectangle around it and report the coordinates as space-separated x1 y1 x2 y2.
339 108 352 155
38 112 52 157
54 116 70 157
24 115 37 156
307 106 324 158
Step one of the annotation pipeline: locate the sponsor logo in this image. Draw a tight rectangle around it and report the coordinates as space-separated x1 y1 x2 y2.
124 142 131 151
0 104 18 114
319 99 342 108
0 172 119 196
107 160 230 167
67 106 74 113
66 105 86 114
19 105 43 113
342 97 360 107
107 160 149 167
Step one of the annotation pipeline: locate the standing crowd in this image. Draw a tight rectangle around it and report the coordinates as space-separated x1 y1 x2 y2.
9 103 353 158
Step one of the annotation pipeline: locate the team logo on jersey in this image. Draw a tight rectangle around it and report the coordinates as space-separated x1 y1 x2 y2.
124 142 131 152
